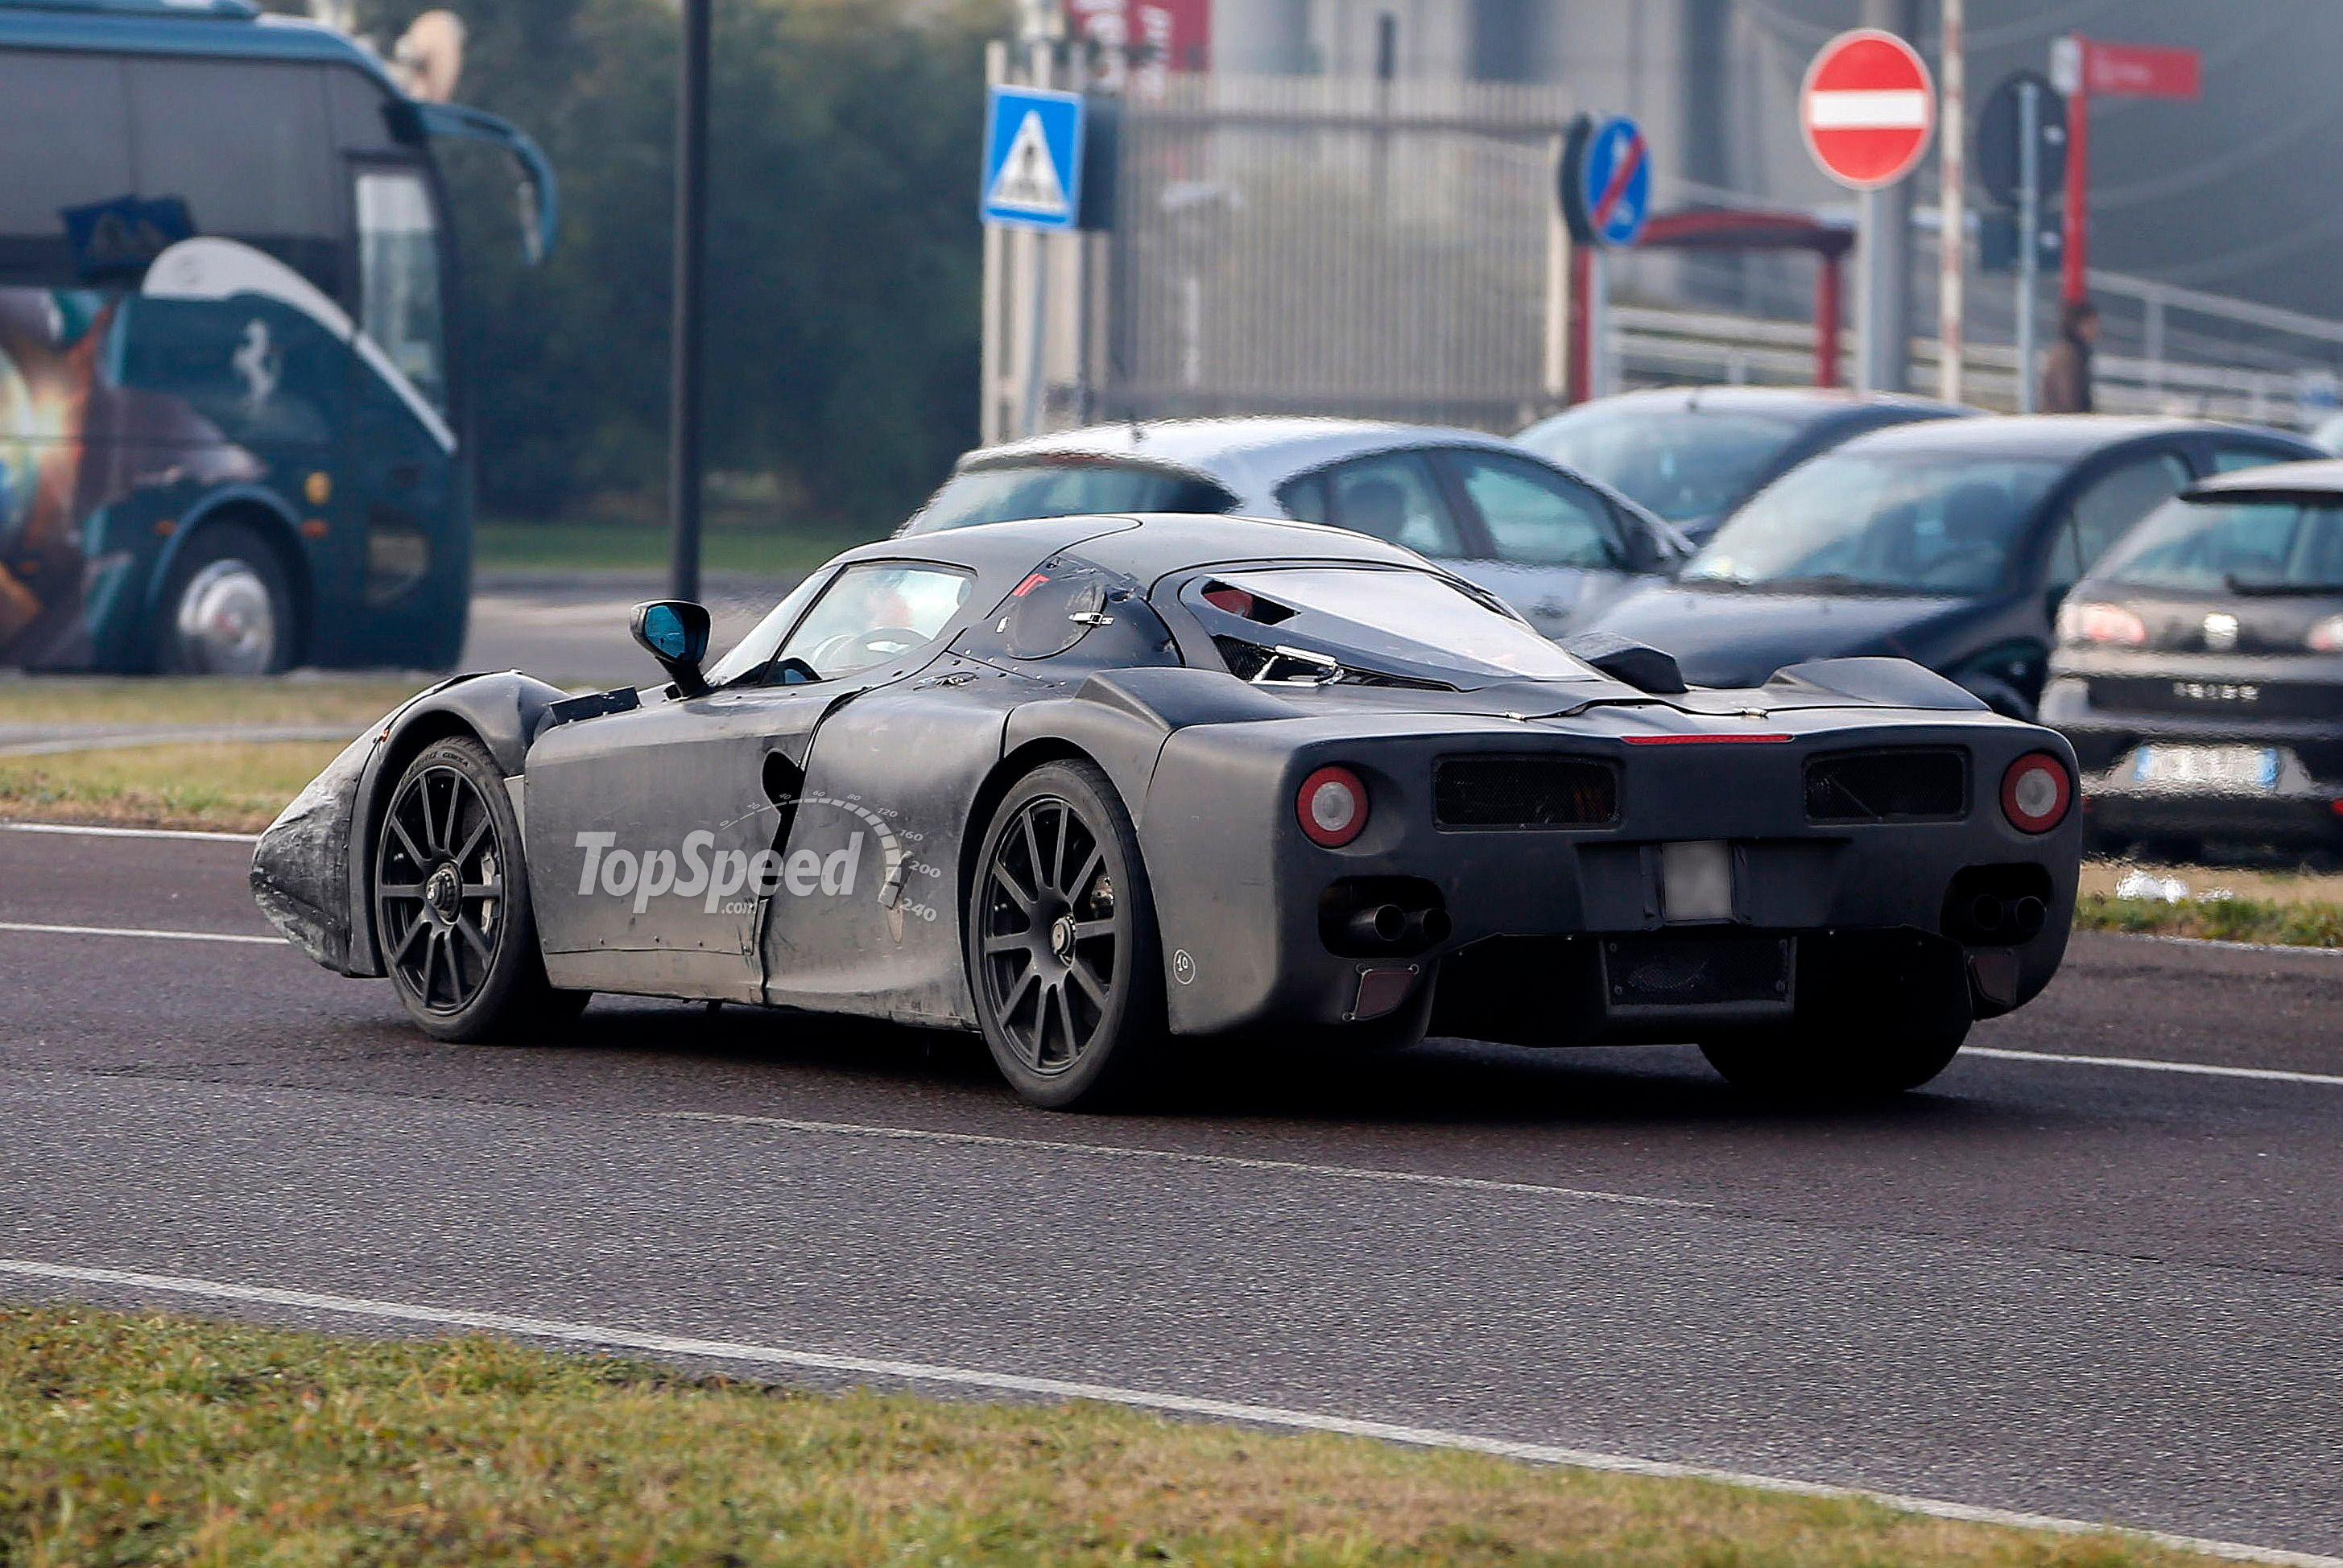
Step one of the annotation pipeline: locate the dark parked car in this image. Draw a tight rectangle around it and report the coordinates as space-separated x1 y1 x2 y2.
2043 459 2343 852
1584 417 2321 720
899 419 1691 637
253 513 2082 1108
1516 386 1973 543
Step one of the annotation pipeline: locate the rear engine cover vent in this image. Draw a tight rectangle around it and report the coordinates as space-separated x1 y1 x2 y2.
1434 755 1619 828
1805 747 1967 823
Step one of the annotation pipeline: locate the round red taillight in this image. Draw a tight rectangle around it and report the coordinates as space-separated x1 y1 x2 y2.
2001 752 2072 834
1297 765 1369 848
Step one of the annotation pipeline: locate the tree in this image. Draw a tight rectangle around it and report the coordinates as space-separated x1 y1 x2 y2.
357 0 1006 526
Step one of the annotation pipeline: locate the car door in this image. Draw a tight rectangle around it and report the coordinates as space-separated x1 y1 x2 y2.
2043 447 2195 613
522 560 976 1001
1428 447 1643 635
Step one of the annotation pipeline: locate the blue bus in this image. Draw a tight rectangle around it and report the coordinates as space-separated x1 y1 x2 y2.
0 0 554 672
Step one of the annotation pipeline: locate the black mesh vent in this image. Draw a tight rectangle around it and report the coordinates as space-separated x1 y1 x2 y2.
1434 755 1619 828
1804 748 1967 823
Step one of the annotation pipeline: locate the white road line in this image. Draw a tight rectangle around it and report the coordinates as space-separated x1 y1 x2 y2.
0 921 279 947
0 1257 2330 1568
2 820 258 844
662 1110 1705 1210
1969 1047 2343 1089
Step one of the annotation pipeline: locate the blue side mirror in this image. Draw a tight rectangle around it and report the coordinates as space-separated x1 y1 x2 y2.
630 600 712 696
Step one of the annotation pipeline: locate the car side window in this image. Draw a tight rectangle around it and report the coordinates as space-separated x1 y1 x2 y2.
1288 452 1466 557
1443 449 1626 569
773 563 973 682
2048 451 2191 591
2210 445 2292 475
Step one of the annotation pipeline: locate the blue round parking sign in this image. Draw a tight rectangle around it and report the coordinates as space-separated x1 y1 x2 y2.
1572 116 1652 248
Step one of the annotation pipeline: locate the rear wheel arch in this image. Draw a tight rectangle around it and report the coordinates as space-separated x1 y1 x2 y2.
957 739 1105 926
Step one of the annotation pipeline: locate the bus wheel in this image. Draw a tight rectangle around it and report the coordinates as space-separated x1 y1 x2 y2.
158 522 294 675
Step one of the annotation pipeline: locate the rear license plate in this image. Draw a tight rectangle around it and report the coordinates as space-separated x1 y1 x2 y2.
1603 933 1793 1012
2130 745 2280 791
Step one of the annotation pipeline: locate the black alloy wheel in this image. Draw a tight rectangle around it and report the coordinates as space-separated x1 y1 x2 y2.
374 737 584 1042
969 760 1166 1109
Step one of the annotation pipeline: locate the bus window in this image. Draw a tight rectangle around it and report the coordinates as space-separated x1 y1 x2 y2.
125 58 338 293
0 51 133 285
356 170 448 413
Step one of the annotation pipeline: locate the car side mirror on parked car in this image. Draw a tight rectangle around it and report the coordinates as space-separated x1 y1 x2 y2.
630 600 713 697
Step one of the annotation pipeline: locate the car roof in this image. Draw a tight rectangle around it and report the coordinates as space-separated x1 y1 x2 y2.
1826 413 2308 462
838 510 1433 585
1528 386 1968 424
2184 456 2343 498
954 417 1527 493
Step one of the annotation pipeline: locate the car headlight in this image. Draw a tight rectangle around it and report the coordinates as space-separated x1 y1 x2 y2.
2056 600 2147 647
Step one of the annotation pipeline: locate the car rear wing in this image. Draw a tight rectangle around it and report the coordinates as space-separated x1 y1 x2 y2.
392 100 560 264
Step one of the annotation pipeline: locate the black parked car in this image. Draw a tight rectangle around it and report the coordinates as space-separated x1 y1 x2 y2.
1585 417 2320 720
2043 459 2343 852
1517 386 1972 543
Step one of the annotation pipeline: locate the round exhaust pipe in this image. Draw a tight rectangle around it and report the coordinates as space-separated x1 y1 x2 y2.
1407 906 1454 946
1346 904 1407 947
2010 896 2047 940
1969 893 2006 935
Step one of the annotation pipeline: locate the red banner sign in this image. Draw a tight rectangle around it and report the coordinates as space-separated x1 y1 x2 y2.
2085 39 2201 100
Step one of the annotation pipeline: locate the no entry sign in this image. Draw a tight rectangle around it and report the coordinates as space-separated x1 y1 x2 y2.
1801 29 1935 190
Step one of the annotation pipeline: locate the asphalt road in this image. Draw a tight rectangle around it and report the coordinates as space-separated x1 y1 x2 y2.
465 574 792 687
3 823 2340 1560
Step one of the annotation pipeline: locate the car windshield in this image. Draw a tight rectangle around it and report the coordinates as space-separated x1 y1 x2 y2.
903 461 1233 534
1681 451 2064 596
1203 566 1592 680
2094 495 2343 592
1518 404 1800 522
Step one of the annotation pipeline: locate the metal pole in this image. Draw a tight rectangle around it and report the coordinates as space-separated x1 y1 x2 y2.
1542 134 1568 401
1017 38 1052 439
1936 0 1965 404
1856 186 1882 392
978 39 1007 446
2015 79 2039 413
1586 246 1610 399
1859 0 1917 392
666 0 710 603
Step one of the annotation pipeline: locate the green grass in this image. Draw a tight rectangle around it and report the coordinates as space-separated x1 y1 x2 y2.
0 1305 2235 1568
0 675 426 731
2074 892 2343 947
476 515 883 579
0 740 348 832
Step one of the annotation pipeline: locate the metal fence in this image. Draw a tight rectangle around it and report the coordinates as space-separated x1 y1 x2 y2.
1094 72 1574 432
981 67 2343 445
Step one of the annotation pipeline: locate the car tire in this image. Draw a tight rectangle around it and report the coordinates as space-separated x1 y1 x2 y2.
155 521 295 674
374 736 589 1043
1700 1019 1969 1100
966 758 1168 1111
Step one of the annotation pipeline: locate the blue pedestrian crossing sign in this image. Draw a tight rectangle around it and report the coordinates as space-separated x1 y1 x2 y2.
981 86 1085 233
1565 115 1652 248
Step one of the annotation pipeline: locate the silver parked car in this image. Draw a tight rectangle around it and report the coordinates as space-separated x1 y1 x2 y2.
898 418 1692 636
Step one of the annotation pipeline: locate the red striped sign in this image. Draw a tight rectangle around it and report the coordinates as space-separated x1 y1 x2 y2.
1800 29 1936 191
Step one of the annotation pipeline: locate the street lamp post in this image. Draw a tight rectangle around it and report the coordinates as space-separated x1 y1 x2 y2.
667 0 711 603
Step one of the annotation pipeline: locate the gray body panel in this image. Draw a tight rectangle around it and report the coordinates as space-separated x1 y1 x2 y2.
254 514 2081 1048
